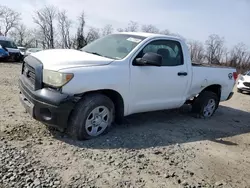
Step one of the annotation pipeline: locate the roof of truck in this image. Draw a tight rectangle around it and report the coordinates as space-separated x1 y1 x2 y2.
117 32 182 40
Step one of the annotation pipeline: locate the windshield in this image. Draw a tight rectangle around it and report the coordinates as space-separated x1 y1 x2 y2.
80 34 146 60
0 40 17 49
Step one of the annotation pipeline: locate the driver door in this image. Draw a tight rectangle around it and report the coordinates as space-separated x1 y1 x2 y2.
129 39 189 114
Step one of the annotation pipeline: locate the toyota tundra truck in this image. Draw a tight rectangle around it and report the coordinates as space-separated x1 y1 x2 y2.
18 32 237 140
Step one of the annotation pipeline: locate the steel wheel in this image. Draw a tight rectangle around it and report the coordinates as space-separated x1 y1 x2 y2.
203 99 216 117
85 106 111 137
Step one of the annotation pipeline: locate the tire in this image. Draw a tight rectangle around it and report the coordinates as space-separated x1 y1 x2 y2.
67 93 115 140
237 88 242 93
191 91 219 119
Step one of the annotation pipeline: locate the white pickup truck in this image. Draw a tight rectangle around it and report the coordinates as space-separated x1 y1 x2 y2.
19 32 237 140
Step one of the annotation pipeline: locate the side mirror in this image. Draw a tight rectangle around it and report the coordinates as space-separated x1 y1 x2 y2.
135 52 162 66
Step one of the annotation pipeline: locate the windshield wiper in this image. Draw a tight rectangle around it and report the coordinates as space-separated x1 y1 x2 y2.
85 51 102 57
84 51 115 59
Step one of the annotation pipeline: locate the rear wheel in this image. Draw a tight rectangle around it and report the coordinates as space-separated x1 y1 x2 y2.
67 93 115 140
191 91 219 118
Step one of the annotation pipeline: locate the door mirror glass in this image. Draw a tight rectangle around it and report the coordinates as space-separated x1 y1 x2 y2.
135 52 162 66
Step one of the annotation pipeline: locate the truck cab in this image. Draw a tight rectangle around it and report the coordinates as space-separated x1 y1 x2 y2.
19 32 236 140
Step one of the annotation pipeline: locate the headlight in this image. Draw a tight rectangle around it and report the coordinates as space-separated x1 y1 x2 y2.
43 69 74 87
239 75 244 81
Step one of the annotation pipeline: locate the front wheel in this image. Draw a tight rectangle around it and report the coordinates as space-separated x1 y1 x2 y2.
191 91 219 118
237 88 242 93
67 93 115 140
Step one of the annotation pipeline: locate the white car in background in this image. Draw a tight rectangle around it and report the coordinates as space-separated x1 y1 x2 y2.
24 48 43 57
18 46 26 56
237 71 250 93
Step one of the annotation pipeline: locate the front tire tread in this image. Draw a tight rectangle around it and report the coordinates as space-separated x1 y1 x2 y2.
67 93 115 140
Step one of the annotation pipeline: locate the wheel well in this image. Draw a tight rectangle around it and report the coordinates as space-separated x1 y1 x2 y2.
201 84 221 99
79 89 124 123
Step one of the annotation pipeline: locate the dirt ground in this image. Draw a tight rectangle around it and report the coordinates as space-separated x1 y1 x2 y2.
0 62 250 188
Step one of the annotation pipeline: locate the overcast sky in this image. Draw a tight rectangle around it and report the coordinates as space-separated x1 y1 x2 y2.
2 0 250 48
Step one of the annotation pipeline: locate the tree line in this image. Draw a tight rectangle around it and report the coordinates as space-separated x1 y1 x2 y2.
0 5 249 73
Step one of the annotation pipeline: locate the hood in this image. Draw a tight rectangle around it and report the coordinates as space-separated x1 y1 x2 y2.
30 49 114 71
6 48 20 53
243 75 250 82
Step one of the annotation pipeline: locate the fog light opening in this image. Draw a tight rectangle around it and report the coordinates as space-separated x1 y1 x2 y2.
40 108 52 121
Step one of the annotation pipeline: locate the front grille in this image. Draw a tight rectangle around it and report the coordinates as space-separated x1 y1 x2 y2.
23 62 36 85
243 82 250 87
22 56 43 90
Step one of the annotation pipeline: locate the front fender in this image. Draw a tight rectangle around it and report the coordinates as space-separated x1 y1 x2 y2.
60 63 130 115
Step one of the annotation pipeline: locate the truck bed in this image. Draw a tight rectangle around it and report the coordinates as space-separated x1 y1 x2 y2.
187 64 236 102
192 62 235 69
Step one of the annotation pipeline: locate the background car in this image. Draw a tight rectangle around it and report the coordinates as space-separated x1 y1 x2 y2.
237 71 250 93
0 44 9 61
24 48 43 57
0 36 22 62
18 46 26 56
18 46 26 61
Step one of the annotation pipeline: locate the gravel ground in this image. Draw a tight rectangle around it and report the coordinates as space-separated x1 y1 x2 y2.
0 62 250 188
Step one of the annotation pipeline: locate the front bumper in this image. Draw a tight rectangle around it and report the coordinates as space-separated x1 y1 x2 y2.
239 87 250 92
237 80 250 91
19 76 75 130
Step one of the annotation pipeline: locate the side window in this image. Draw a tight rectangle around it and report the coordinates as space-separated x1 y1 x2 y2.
136 40 184 66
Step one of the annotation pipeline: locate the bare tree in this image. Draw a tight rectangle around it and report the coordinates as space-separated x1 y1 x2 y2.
0 6 21 36
33 5 57 49
118 21 139 32
229 43 249 67
9 24 27 46
205 34 225 64
76 11 86 49
10 26 42 48
117 28 124 32
58 10 72 48
32 29 45 48
160 29 170 35
102 24 113 36
85 27 100 44
188 40 205 63
141 24 159 33
0 6 4 17
125 21 139 32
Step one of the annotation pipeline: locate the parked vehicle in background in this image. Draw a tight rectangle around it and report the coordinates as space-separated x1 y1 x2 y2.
24 48 43 58
18 46 26 61
0 36 22 62
19 32 237 140
0 44 9 61
18 46 26 56
237 71 250 93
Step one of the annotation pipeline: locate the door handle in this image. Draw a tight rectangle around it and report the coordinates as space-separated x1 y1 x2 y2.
178 72 188 76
